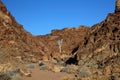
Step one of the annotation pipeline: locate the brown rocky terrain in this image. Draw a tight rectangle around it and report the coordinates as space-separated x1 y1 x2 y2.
0 0 90 79
0 1 62 79
0 0 120 80
74 0 120 79
0 0 50 70
0 0 89 63
38 26 89 61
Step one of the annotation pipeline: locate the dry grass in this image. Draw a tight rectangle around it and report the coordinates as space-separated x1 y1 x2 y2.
62 76 75 80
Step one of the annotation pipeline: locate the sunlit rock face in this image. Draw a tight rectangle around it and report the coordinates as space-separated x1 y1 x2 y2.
74 0 120 79
0 1 49 64
115 0 120 13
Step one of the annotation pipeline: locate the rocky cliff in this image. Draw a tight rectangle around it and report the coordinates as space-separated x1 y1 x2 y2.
0 1 49 64
73 0 120 79
0 0 120 80
38 26 89 61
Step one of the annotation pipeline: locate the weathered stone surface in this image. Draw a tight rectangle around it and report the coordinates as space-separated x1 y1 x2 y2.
104 66 112 75
74 0 120 79
51 65 63 72
38 26 89 62
0 1 50 64
115 0 120 13
0 0 90 68
0 0 120 80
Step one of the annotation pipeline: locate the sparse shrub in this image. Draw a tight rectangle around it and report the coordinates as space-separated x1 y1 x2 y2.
0 72 11 80
61 67 69 72
39 65 49 70
61 65 78 73
25 63 36 69
8 69 20 76
11 74 22 80
39 62 49 70
78 66 91 77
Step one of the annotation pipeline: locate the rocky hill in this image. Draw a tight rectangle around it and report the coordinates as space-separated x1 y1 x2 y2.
0 1 50 64
38 26 89 61
0 0 120 80
0 0 89 69
0 0 90 61
73 0 120 79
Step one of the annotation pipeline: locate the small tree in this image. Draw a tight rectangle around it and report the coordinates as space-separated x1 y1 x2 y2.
57 39 63 54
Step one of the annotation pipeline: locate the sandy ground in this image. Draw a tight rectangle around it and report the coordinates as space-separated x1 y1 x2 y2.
23 67 74 80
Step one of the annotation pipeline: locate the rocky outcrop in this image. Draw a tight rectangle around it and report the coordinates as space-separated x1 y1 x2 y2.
0 0 90 71
39 26 89 61
75 1 120 79
0 1 90 75
115 0 120 13
0 0 120 80
0 1 50 65
77 12 120 65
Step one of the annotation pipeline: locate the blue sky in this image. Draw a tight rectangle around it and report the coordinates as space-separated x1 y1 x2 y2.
2 0 115 35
